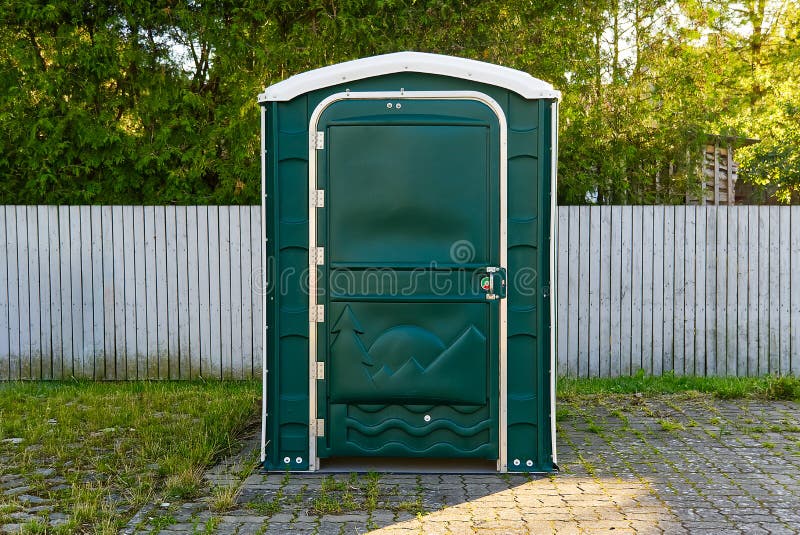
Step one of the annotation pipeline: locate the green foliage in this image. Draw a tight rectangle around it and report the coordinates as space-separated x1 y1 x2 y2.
0 0 798 204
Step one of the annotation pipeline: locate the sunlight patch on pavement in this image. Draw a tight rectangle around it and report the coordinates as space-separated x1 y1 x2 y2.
368 476 680 534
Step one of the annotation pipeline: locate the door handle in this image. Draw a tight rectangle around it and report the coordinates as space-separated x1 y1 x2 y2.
483 267 507 300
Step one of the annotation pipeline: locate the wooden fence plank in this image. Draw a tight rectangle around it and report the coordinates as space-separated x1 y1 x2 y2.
662 206 675 374
588 206 601 377
641 206 653 375
619 206 633 375
186 207 202 380
726 207 738 376
705 206 717 376
747 206 759 376
693 207 706 376
69 206 84 378
101 206 115 380
716 206 728 375
757 207 769 375
218 207 233 378
36 206 51 380
196 206 212 378
132 206 147 379
736 207 749 376
0 207 9 380
578 206 590 377
208 207 222 379
16 206 31 380
229 207 243 379
240 206 254 379
48 208 63 380
673 207 685 375
556 207 569 376
79 206 94 379
769 206 780 374
26 206 40 379
165 207 180 380
566 206 580 376
683 207 696 376
652 206 664 375
58 207 73 378
791 206 800 375
154 206 170 379
7 207 21 380
176 207 192 380
598 206 612 377
113 206 129 380
631 206 644 373
609 206 623 377
122 206 137 379
90 206 104 380
143 206 158 379
779 207 791 374
251 206 263 376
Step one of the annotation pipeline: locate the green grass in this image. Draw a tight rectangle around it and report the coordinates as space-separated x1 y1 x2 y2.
307 472 383 515
0 380 259 534
247 492 284 516
657 418 686 432
558 371 800 401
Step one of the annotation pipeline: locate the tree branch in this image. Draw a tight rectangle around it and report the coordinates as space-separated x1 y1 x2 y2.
26 29 47 71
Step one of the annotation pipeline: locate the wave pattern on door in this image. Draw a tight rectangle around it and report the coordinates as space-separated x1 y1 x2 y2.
330 404 495 458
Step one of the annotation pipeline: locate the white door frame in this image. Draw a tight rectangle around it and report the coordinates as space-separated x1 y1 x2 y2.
307 91 508 471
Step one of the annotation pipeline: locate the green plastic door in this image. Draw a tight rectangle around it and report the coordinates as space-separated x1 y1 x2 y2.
314 96 502 459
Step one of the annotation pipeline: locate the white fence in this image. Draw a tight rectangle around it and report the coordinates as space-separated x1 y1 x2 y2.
0 206 262 380
1 205 798 380
557 206 800 377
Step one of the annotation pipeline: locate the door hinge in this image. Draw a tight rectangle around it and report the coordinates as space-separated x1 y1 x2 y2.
313 246 324 265
312 131 325 150
316 362 325 380
310 189 325 208
310 304 325 323
315 418 325 437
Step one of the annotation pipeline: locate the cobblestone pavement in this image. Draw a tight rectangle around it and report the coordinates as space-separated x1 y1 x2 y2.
123 395 800 534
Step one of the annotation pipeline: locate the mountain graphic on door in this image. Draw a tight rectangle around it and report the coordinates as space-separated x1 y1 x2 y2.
329 305 488 405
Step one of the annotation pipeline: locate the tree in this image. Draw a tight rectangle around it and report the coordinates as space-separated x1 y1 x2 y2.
0 0 797 204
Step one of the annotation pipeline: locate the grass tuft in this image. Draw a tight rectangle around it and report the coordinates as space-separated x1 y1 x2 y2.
164 467 204 499
209 484 242 513
658 418 686 432
247 492 283 516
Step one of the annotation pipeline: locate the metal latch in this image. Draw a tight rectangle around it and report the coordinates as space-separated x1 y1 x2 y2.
309 304 324 322
315 419 325 437
316 362 325 380
483 267 507 300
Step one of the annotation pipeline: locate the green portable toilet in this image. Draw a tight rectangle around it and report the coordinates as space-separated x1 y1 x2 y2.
258 52 559 473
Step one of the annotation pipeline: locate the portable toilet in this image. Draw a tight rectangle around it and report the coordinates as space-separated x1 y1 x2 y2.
258 52 559 473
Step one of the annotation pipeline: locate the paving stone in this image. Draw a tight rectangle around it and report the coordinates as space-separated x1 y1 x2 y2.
33 468 55 477
9 512 37 521
119 396 800 534
3 486 32 496
17 494 49 504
